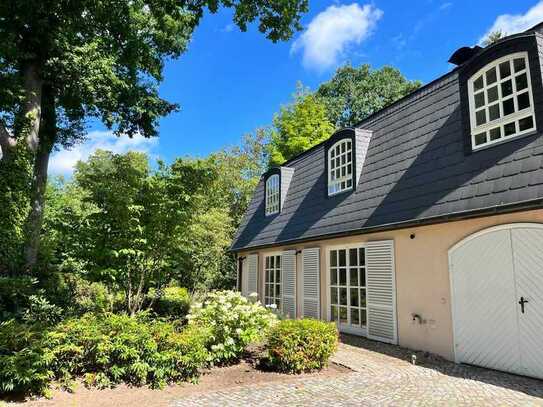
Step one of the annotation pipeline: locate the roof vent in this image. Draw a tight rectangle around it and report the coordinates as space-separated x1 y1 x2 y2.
448 45 482 66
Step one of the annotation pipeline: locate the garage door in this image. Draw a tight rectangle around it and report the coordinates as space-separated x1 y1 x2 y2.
449 224 543 379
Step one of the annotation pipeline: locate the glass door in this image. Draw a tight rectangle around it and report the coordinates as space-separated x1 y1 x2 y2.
329 247 367 335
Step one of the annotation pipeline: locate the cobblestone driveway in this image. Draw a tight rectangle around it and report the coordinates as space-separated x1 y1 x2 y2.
173 335 543 406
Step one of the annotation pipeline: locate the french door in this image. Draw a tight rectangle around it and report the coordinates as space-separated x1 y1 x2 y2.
329 246 367 335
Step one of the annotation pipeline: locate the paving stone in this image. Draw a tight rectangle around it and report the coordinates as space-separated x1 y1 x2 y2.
172 336 543 406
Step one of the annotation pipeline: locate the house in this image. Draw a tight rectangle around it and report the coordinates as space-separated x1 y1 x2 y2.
232 24 543 380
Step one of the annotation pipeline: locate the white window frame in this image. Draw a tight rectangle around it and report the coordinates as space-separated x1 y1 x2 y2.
328 139 353 196
265 174 280 216
468 52 536 150
264 253 282 311
325 243 368 336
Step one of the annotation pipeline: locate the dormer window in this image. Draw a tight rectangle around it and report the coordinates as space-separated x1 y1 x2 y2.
469 52 535 150
265 174 280 216
328 139 353 195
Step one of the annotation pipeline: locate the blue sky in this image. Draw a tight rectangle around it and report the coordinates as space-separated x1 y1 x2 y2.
50 0 543 174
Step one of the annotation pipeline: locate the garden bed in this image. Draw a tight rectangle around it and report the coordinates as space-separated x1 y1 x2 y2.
5 360 350 407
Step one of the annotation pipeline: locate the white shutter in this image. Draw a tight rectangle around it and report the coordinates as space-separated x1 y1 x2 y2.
247 254 258 297
366 240 397 344
302 248 320 319
281 250 297 318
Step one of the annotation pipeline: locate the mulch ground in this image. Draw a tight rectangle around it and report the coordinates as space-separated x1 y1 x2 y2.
3 360 350 407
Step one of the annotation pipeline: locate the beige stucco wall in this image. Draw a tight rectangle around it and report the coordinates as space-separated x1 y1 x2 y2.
238 209 543 361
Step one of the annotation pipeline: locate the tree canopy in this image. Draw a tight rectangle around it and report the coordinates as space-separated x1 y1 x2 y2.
265 65 420 165
0 0 308 272
317 64 421 128
267 87 335 166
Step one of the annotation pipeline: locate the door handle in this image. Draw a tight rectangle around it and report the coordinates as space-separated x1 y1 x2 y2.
519 296 529 314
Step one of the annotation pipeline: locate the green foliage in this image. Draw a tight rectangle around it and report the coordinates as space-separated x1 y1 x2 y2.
266 319 338 373
151 286 191 320
0 0 308 273
267 86 335 165
317 64 421 128
0 145 32 272
0 314 211 396
22 295 63 325
482 30 505 47
0 320 56 396
188 291 277 364
0 276 37 319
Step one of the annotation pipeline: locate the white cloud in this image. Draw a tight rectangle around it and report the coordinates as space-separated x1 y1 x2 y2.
480 1 543 43
49 130 158 175
291 3 383 71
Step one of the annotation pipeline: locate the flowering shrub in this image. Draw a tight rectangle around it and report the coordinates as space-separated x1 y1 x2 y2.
188 290 277 364
266 319 338 373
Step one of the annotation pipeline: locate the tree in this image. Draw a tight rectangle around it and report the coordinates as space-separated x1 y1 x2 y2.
267 87 335 166
316 64 421 128
482 30 505 47
68 150 217 314
0 0 308 272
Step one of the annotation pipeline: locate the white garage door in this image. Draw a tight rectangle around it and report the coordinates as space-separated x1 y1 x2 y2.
449 224 543 379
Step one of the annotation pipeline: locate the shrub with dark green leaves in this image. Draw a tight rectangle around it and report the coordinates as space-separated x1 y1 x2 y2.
266 319 338 373
0 314 211 397
151 286 191 320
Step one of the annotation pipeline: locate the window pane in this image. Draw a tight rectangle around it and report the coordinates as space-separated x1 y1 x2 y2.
339 288 347 305
474 132 487 146
489 104 500 121
331 306 338 321
360 289 367 307
504 122 516 136
501 79 513 97
360 268 366 287
476 109 486 126
338 250 346 266
330 269 338 285
519 116 534 131
331 250 337 267
361 309 367 327
276 284 281 297
499 61 511 79
349 249 358 266
349 268 359 287
276 299 281 310
359 248 365 266
331 287 338 304
269 256 274 268
487 86 498 103
474 92 485 108
514 57 526 72
516 73 528 91
350 288 359 307
339 307 348 324
518 92 530 110
351 308 360 326
486 67 497 85
276 256 281 268
474 75 484 91
502 98 514 116
489 127 502 141
339 268 347 285
276 269 281 283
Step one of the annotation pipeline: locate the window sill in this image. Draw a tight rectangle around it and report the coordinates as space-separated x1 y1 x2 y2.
471 128 538 153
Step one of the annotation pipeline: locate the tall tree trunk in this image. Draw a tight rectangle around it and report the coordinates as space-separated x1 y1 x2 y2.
24 83 55 270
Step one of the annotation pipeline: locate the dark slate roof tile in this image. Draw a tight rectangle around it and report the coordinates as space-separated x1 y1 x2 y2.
232 62 543 250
